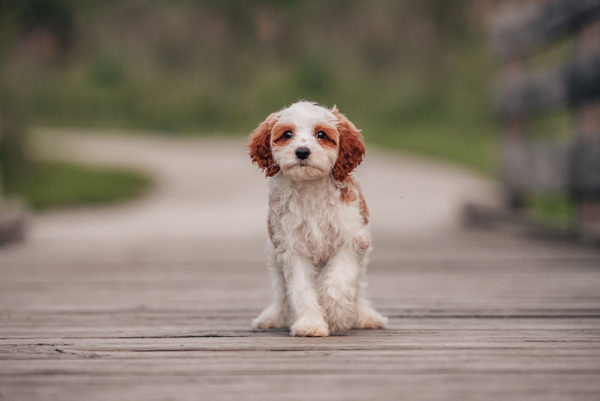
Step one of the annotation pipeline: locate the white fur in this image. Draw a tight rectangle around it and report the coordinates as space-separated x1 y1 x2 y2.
252 101 387 336
272 102 339 181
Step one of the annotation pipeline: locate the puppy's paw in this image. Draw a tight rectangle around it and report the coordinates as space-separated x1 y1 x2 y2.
252 305 288 329
321 287 358 334
354 305 388 329
326 307 358 334
290 317 329 337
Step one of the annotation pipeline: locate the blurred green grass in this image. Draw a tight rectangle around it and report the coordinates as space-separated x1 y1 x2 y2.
4 160 151 210
529 194 576 230
14 44 499 176
0 1 578 226
4 1 544 213
4 1 498 175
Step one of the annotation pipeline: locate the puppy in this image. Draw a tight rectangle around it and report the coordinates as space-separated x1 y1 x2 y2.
248 101 387 336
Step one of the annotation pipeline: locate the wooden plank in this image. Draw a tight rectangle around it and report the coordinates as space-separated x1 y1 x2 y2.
2 346 600 374
1 228 599 400
2 374 599 401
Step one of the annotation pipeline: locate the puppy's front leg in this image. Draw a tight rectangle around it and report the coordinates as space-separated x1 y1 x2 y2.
253 247 289 329
283 254 329 337
320 247 361 334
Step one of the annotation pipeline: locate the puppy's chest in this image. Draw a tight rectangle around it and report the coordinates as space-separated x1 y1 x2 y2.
270 185 349 263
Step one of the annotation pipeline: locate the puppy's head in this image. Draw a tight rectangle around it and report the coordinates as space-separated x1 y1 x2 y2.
248 101 365 181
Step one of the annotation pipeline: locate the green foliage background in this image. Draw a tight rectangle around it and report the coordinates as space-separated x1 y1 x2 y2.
3 0 498 174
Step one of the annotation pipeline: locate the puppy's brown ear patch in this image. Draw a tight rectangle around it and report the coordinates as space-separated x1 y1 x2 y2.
332 107 365 181
248 112 280 177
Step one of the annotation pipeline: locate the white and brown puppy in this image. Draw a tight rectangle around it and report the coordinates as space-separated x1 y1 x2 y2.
248 101 387 336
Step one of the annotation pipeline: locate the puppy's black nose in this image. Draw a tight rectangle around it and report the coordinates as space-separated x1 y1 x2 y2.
295 147 310 160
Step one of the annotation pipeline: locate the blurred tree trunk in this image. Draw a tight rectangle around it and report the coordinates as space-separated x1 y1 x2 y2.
0 0 74 243
0 1 26 242
0 0 73 189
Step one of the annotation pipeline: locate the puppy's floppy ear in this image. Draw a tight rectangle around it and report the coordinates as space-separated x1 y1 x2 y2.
248 112 280 177
331 106 365 181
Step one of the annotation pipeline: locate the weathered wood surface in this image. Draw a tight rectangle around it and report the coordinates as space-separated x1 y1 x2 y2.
1 229 600 401
1 132 600 400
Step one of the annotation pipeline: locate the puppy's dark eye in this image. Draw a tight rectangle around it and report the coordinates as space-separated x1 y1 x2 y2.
316 131 328 140
281 130 293 140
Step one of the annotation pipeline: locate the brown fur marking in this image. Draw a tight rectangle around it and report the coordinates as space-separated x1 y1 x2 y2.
313 124 339 149
338 176 369 225
248 112 280 177
271 123 296 147
331 108 365 181
338 177 358 203
358 190 369 225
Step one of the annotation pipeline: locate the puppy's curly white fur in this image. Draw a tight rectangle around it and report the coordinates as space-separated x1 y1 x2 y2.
248 101 387 336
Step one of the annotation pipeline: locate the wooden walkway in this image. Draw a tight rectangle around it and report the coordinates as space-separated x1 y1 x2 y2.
1 132 600 400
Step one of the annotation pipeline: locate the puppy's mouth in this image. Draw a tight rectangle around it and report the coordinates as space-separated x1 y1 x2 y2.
296 160 322 171
282 161 325 173
286 162 327 175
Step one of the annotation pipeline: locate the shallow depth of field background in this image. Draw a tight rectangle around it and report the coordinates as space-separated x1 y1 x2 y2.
2 0 571 218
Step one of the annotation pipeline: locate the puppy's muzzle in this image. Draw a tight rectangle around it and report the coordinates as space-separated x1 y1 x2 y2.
295 147 310 160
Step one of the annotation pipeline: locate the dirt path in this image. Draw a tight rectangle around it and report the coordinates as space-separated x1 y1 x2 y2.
29 128 497 245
